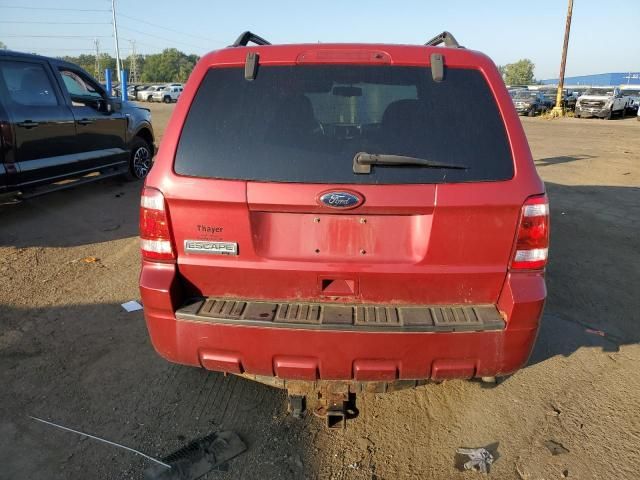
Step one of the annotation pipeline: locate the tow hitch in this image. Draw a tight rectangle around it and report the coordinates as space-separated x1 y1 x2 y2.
288 386 358 429
313 391 358 429
317 392 348 429
241 374 425 429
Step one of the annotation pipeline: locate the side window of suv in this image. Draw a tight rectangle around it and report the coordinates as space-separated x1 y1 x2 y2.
58 69 104 110
0 61 58 107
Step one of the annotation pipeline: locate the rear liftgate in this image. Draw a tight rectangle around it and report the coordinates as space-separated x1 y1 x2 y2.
176 29 506 429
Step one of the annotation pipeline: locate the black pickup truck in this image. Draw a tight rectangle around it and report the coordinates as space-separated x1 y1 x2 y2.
0 50 155 202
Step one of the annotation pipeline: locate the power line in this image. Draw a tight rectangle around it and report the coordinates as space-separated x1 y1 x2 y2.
118 24 202 50
1 8 205 54
0 20 111 25
117 12 219 43
13 48 97 52
120 37 151 47
0 5 110 12
3 34 113 38
119 37 158 50
10 41 187 55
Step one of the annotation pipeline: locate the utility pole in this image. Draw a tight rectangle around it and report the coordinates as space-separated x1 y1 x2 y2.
111 0 122 82
94 38 101 82
553 0 574 116
129 40 138 84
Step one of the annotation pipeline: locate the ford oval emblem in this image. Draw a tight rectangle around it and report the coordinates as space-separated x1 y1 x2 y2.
317 190 364 209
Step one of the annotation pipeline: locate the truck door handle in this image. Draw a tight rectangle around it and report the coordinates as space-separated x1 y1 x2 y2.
17 121 40 129
77 119 94 125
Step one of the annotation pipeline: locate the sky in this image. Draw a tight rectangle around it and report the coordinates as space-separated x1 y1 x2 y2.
1 0 638 80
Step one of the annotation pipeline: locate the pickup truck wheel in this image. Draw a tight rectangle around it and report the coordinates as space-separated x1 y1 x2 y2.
527 107 536 117
126 137 153 181
163 96 172 103
146 95 153 102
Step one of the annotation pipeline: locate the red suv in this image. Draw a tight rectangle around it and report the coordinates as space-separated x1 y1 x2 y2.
140 31 548 425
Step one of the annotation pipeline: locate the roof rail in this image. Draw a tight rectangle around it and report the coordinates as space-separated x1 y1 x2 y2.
424 31 460 48
231 31 272 47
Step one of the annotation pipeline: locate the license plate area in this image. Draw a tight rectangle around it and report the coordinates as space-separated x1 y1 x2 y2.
249 212 431 263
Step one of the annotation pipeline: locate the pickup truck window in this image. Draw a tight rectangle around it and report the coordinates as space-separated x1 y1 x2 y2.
584 88 614 96
513 91 537 99
0 61 58 107
59 69 103 107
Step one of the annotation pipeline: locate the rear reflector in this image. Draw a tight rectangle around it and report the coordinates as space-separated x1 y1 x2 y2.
140 187 175 261
511 194 549 270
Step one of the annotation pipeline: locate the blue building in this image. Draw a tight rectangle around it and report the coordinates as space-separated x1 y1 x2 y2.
541 72 640 86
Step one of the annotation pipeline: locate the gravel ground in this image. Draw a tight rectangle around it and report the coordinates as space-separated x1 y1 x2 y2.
1 104 638 480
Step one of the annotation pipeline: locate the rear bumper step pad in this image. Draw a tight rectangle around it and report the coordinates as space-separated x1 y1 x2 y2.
176 298 505 332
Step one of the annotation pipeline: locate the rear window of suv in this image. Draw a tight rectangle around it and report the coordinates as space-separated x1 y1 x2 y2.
175 65 513 184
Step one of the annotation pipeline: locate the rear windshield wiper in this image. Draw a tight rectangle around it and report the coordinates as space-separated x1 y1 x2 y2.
353 152 468 174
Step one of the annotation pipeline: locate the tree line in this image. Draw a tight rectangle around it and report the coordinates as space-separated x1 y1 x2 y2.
1 40 198 83
62 48 199 84
498 59 538 85
2 40 539 87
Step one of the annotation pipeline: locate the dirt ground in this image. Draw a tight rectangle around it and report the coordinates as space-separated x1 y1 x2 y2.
1 103 639 480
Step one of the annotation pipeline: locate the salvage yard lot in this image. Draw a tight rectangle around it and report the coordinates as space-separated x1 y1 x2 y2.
1 103 639 479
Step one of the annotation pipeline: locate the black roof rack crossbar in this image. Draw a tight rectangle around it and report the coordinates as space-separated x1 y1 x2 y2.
425 31 460 48
232 31 272 47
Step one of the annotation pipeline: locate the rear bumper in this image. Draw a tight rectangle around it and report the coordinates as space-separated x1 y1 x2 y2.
140 262 546 381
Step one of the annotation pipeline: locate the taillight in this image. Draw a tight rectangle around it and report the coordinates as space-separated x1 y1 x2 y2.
511 194 549 270
140 187 175 261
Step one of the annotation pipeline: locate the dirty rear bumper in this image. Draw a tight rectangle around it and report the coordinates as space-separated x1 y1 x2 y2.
140 262 546 381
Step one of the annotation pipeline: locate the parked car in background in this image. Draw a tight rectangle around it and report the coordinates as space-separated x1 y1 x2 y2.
541 90 558 108
152 85 183 103
506 84 530 91
128 84 149 101
575 87 627 119
512 90 552 116
539 88 578 111
620 86 640 115
570 86 589 97
140 30 549 424
508 87 527 98
0 50 155 202
563 91 579 111
136 85 162 102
